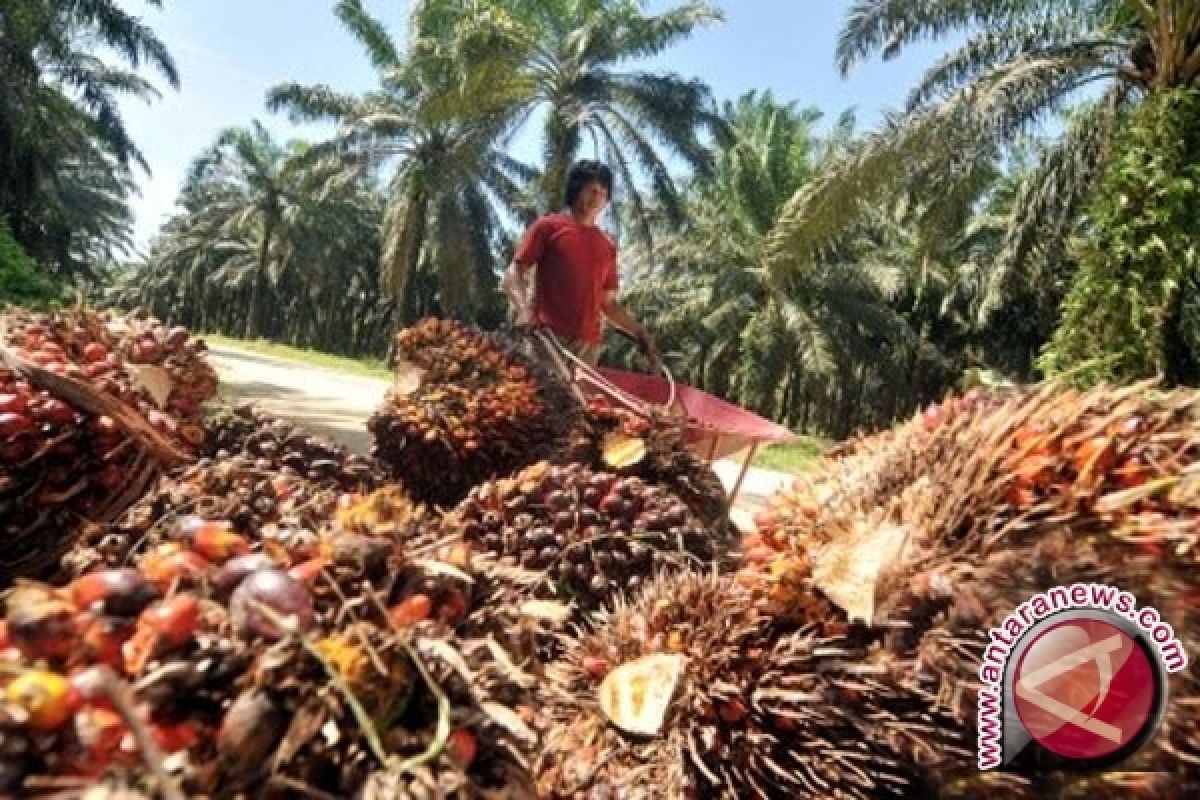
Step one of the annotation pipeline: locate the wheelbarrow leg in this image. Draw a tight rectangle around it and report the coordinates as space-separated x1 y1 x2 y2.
724 442 759 516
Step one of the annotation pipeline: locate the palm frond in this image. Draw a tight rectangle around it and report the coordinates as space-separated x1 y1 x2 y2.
334 0 401 70
979 85 1128 321
835 0 1069 75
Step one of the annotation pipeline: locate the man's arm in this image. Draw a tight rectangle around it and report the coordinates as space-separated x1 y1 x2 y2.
501 260 535 326
602 291 659 362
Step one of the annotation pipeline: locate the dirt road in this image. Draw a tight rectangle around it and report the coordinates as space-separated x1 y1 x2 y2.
207 344 792 526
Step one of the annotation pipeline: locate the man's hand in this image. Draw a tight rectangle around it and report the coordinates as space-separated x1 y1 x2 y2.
636 329 661 367
502 261 535 327
513 302 535 328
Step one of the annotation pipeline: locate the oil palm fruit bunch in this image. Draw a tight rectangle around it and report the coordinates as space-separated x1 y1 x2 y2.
535 569 965 798
3 307 216 443
110 307 219 426
368 318 580 507
452 461 727 616
562 395 730 529
202 402 387 491
745 385 1018 571
59 454 342 578
1 309 217 581
745 381 1200 797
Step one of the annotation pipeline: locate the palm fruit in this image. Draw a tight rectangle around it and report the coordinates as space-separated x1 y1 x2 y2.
453 461 729 615
1 308 218 582
368 318 580 507
536 570 965 799
202 402 386 491
746 380 1200 798
562 395 731 529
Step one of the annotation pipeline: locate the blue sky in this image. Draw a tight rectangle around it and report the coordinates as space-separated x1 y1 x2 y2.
116 1 952 249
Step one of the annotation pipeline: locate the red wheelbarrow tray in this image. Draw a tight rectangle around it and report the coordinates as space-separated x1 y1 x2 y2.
587 367 797 509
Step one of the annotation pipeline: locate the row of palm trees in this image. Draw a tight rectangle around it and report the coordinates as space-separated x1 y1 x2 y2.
0 0 176 281
11 1 1200 436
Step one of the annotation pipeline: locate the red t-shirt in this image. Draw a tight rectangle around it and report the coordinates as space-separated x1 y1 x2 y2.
513 212 618 344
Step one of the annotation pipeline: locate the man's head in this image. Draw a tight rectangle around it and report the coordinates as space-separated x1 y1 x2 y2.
564 160 613 220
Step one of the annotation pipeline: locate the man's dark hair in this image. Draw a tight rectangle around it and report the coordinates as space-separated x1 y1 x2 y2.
564 160 613 208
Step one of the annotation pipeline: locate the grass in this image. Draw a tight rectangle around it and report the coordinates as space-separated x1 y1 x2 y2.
750 436 829 473
202 333 391 380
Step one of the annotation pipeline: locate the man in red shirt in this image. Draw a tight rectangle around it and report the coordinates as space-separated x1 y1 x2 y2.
502 160 658 366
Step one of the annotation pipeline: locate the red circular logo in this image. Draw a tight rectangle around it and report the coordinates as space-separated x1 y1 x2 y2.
1012 617 1157 760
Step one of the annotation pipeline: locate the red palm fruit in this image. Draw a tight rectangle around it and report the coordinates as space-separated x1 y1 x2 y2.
34 397 76 426
80 614 135 668
1112 455 1151 488
1072 434 1117 477
148 716 202 754
436 589 469 625
0 412 34 438
140 546 212 590
389 594 433 628
446 728 478 767
141 595 201 647
287 557 330 586
82 342 108 363
7 601 78 660
188 522 250 563
0 393 28 414
72 569 159 617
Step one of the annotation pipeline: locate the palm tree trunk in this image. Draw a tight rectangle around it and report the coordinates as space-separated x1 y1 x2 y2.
541 111 581 212
245 215 275 339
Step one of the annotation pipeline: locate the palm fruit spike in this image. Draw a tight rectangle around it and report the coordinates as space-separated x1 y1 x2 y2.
536 570 968 799
453 461 730 615
367 318 581 507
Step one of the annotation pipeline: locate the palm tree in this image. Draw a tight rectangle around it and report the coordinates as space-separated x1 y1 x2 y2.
0 0 177 276
268 0 534 324
622 92 914 434
410 0 722 249
181 121 319 338
768 0 1200 315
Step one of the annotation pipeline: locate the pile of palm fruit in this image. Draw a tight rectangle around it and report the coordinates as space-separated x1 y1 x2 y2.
1 308 218 580
5 307 1198 799
368 318 580 507
0 481 539 798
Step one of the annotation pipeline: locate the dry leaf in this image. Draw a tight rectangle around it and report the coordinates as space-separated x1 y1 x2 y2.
812 521 909 625
393 358 426 396
598 653 686 737
126 364 174 408
601 433 647 469
518 599 572 623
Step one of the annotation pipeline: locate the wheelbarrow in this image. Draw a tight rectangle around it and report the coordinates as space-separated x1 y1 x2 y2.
526 328 797 511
